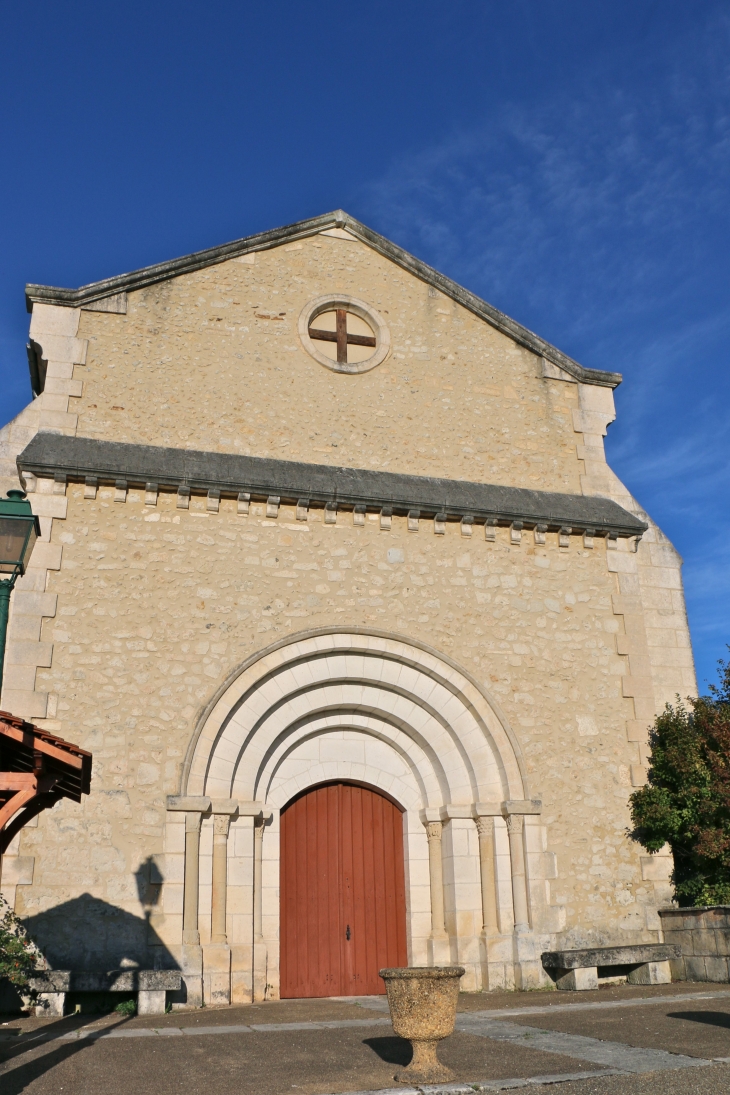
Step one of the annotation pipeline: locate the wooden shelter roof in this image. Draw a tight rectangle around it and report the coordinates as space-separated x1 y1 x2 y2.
0 710 92 855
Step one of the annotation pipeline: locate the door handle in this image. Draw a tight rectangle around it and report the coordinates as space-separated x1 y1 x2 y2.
346 924 351 941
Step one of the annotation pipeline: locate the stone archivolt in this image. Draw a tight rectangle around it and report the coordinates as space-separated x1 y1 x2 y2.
163 629 552 1002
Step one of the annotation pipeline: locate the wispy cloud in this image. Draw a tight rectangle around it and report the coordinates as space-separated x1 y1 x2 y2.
358 15 730 687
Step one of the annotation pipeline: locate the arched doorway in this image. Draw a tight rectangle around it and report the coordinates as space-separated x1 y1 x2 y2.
280 782 408 998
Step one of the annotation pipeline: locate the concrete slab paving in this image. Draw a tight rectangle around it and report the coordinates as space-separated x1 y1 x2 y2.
0 1023 613 1095
2 986 730 1095
500 993 730 1061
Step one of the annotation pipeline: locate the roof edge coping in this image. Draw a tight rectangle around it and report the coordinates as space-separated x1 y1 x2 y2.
25 209 621 389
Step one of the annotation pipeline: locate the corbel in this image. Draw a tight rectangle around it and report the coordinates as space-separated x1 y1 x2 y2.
237 491 250 516
559 526 572 549
434 511 446 535
606 532 618 550
177 485 191 510
144 482 158 507
353 504 366 526
484 518 498 542
207 489 220 513
380 507 392 531
84 476 98 500
266 496 280 519
114 479 127 503
324 501 337 525
510 521 523 545
583 527 595 550
534 523 547 545
53 472 67 496
407 509 420 532
296 499 309 522
461 515 474 538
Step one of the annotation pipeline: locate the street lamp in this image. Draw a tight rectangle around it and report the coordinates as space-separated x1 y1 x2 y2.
0 490 40 699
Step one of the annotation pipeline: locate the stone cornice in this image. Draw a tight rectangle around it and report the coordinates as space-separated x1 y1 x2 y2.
17 434 647 539
24 210 621 389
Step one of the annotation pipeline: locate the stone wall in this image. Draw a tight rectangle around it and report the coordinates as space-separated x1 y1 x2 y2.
660 907 730 982
5 481 672 975
70 231 585 493
0 220 697 996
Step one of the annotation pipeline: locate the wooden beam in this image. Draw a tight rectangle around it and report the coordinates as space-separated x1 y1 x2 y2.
0 785 37 832
0 721 85 770
0 773 37 791
308 328 376 348
336 309 348 363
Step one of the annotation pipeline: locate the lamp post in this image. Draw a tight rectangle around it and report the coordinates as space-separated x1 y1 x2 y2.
0 490 40 700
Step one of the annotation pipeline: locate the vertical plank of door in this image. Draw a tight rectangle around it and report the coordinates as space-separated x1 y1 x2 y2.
339 783 354 992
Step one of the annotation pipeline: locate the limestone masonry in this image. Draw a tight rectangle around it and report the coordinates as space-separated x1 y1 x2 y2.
0 211 695 1002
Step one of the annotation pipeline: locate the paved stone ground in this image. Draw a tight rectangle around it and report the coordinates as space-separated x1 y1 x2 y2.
1 983 730 1095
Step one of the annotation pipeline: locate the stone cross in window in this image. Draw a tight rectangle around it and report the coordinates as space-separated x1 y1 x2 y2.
308 309 376 364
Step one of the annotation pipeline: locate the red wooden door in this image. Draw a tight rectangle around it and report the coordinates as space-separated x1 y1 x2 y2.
280 782 408 998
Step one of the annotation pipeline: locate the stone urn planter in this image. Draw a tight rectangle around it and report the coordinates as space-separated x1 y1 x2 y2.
379 965 465 1084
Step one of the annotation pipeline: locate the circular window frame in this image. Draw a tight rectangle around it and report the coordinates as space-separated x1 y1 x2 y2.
298 294 391 374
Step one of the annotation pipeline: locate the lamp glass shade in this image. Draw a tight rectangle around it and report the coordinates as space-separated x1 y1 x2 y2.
0 491 38 575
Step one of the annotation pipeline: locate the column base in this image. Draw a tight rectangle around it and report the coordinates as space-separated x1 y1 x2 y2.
231 943 254 1004
512 929 545 990
427 933 451 966
480 932 516 991
181 943 204 1008
253 938 268 1002
203 943 232 1006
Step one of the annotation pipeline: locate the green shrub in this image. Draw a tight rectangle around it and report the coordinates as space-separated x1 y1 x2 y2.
630 654 730 906
0 895 41 987
114 998 137 1017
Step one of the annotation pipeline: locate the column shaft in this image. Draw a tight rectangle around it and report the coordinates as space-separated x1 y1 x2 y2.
183 812 203 946
475 815 499 935
506 814 530 932
425 820 447 937
211 814 231 944
253 816 264 941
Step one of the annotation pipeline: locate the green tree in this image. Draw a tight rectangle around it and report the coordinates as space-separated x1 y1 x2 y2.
630 654 730 906
0 894 41 987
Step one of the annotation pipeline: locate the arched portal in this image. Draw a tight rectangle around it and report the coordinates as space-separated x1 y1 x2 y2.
165 628 548 1004
280 781 407 998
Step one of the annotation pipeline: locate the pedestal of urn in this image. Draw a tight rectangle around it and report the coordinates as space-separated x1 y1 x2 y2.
379 965 465 1084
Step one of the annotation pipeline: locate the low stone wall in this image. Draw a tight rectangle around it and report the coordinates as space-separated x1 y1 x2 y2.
659 906 730 982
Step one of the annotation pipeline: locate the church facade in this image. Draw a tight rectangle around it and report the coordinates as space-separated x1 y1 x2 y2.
0 211 695 1004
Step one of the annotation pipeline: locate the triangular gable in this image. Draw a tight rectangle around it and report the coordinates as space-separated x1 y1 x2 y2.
25 210 620 388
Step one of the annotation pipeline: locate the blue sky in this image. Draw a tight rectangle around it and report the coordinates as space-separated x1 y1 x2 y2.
1 1 728 691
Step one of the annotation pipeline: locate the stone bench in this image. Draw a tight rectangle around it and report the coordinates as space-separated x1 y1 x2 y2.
541 944 681 991
28 969 182 1016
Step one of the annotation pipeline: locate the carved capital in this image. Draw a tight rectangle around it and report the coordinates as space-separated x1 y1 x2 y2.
475 815 494 840
506 814 524 837
213 813 231 838
425 820 443 844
